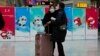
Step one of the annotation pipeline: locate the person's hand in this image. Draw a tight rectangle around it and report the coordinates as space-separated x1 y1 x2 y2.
47 21 51 24
51 17 56 21
44 21 51 27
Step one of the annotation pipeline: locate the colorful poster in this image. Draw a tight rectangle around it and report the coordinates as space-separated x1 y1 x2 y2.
0 7 15 41
27 0 36 5
64 7 73 40
30 7 45 40
15 7 30 41
73 8 85 39
86 8 98 39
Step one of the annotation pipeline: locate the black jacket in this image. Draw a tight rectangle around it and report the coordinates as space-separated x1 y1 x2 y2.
0 12 5 30
51 9 67 42
43 11 55 34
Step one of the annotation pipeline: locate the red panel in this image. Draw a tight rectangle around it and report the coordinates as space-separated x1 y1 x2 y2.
44 6 49 14
0 7 15 39
86 8 98 29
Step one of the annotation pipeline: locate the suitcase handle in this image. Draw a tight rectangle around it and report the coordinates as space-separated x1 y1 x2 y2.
44 21 51 34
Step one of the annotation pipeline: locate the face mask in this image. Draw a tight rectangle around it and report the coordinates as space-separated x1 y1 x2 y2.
50 9 55 13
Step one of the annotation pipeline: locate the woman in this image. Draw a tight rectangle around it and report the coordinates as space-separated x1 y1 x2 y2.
0 12 5 30
42 4 55 34
51 2 67 56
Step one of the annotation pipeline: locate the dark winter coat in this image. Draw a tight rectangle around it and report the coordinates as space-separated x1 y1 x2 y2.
98 19 100 31
51 9 67 42
0 12 5 30
42 11 55 34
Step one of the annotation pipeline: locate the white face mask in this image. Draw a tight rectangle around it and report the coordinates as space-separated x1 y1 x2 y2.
50 8 55 13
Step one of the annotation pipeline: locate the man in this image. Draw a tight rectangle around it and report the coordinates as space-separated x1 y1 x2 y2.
51 2 67 56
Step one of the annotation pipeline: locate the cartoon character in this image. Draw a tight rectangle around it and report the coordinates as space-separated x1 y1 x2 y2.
87 17 95 29
17 16 27 27
0 31 13 39
0 31 7 39
33 16 45 33
6 31 13 39
33 16 42 27
74 17 82 26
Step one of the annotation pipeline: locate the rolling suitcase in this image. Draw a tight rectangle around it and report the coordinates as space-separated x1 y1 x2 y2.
35 34 53 56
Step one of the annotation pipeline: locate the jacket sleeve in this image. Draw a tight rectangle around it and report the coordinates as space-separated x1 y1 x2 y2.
0 12 5 30
42 14 48 25
52 11 67 27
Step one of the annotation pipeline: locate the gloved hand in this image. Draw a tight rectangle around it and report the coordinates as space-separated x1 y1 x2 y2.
44 21 51 27
51 17 56 21
47 21 51 24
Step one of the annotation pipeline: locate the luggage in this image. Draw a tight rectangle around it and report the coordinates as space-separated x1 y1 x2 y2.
35 34 53 56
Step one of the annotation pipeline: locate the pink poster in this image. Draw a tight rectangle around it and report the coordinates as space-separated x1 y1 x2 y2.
0 7 15 41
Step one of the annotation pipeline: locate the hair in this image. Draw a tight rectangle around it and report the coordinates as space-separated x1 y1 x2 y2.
49 4 54 9
58 2 65 9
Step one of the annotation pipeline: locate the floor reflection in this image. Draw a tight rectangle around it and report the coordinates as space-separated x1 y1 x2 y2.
0 42 15 56
0 41 35 56
0 40 99 56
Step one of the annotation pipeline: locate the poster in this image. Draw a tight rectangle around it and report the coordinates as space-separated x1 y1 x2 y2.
27 0 35 5
15 7 30 41
73 8 85 39
64 7 73 40
0 7 15 41
30 7 45 40
86 8 98 39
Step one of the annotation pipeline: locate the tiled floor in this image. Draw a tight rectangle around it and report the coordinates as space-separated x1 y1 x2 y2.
63 40 98 56
0 41 35 56
0 40 99 56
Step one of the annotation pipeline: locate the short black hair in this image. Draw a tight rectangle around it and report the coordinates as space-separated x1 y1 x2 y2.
58 2 65 9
